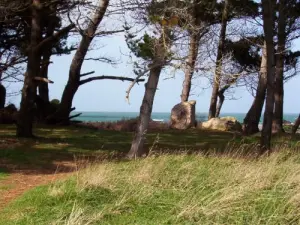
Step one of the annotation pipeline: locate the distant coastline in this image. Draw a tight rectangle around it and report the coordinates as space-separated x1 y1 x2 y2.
72 112 299 124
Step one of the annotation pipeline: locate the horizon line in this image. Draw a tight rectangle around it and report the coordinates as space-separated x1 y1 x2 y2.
73 111 300 114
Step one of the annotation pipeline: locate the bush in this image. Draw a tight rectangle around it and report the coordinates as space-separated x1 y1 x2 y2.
0 104 18 124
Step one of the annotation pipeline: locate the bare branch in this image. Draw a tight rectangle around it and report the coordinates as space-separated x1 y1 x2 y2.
84 57 118 64
80 71 95 77
125 68 150 104
69 113 82 120
69 107 76 113
95 29 124 36
79 75 145 85
33 77 54 83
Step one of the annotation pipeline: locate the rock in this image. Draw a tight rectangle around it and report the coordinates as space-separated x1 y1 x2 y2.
201 117 242 132
0 104 18 124
283 120 292 125
170 100 196 130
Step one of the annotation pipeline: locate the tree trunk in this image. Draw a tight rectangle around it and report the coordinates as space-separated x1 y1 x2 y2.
38 19 56 103
292 114 300 134
53 0 109 123
243 43 267 135
17 0 42 137
38 52 51 103
180 33 200 102
272 0 286 134
52 78 80 123
127 32 170 159
260 0 276 153
0 83 6 109
215 91 225 118
127 66 162 158
208 0 229 119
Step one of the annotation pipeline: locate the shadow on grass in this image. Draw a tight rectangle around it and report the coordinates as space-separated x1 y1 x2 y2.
1 124 300 176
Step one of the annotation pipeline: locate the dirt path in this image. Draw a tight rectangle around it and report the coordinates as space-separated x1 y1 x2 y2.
0 134 118 211
0 172 71 210
0 159 79 211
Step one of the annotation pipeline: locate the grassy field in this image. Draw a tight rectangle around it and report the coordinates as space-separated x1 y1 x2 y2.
1 125 300 224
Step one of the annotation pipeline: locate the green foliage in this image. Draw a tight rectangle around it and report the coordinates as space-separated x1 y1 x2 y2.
228 0 260 18
0 0 74 61
137 34 156 60
284 50 300 72
194 0 222 24
126 33 157 60
224 37 262 71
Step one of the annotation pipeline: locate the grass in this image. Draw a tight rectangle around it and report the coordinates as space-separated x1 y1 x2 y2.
1 125 300 224
0 169 8 180
0 124 250 169
2 151 300 224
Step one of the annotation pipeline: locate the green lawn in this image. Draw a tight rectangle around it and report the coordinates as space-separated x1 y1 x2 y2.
1 125 300 224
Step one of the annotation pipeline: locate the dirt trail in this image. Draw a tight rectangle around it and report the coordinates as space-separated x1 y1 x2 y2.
0 172 71 209
0 160 78 211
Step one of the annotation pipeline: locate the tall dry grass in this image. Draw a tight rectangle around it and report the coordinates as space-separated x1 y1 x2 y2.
3 145 300 225
58 146 300 224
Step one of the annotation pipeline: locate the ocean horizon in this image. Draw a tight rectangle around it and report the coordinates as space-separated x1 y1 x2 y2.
72 111 300 123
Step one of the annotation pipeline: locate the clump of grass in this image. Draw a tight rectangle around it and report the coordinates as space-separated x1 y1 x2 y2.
2 147 300 225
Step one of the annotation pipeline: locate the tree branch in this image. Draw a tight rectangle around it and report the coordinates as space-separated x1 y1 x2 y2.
125 69 150 104
36 24 75 51
80 71 95 77
84 57 118 65
69 113 82 120
69 107 76 113
79 76 145 85
95 29 124 36
34 77 54 83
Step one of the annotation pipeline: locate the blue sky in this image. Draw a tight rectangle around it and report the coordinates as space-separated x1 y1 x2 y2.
7 34 300 114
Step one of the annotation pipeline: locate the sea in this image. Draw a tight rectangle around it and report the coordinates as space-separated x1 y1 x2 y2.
73 112 300 123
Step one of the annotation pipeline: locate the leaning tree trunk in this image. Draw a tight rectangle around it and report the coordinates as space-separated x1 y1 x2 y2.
127 66 162 158
260 0 276 153
52 0 109 123
180 32 200 102
208 0 229 119
17 0 42 137
243 43 267 135
215 91 225 118
127 33 169 159
272 0 286 134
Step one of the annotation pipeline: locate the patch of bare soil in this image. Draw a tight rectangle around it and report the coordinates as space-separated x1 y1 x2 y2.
0 160 78 210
